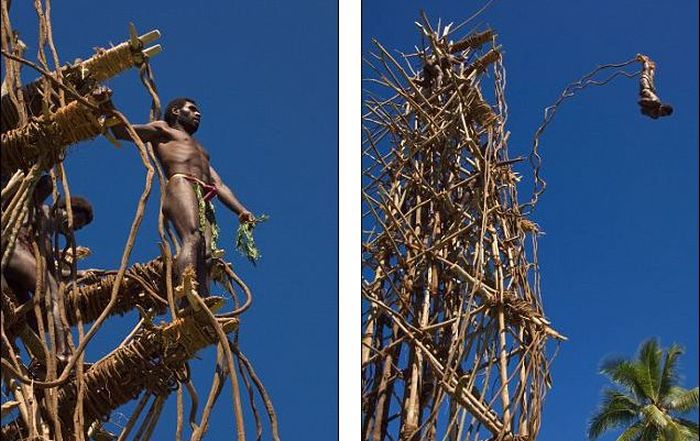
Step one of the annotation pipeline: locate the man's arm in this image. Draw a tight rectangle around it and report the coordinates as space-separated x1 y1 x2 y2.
110 121 170 144
209 166 253 222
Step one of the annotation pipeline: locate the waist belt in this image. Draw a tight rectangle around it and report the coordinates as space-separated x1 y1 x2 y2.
170 173 218 202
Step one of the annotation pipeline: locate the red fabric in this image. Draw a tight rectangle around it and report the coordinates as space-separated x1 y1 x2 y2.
176 174 218 202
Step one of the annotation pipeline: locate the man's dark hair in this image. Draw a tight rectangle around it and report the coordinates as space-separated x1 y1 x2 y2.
164 97 196 125
57 196 94 226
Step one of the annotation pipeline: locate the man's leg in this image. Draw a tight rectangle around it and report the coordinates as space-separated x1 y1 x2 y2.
5 245 40 331
163 178 210 297
5 245 68 362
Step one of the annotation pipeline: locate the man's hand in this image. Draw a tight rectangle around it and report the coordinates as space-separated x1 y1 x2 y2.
239 211 255 224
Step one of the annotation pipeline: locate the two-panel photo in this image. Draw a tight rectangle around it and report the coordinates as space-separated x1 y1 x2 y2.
0 1 697 440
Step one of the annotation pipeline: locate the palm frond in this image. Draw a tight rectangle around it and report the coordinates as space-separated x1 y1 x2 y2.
601 358 636 388
616 421 643 441
638 339 663 402
663 387 699 413
659 344 684 399
604 389 642 412
641 404 668 430
664 416 699 441
592 341 698 441
639 422 661 441
601 358 650 402
588 404 637 440
673 418 699 436
664 418 686 441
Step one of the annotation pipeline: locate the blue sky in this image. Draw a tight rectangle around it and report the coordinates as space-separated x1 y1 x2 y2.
363 1 698 440
5 1 337 439
3 1 698 440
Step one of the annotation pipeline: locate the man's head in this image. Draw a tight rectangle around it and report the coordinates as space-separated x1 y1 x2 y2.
164 97 200 134
57 196 94 232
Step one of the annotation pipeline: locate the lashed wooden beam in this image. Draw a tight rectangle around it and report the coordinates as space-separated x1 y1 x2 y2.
1 25 161 133
0 88 111 174
2 297 236 440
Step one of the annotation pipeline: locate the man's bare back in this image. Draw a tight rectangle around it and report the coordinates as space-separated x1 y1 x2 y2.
112 98 253 297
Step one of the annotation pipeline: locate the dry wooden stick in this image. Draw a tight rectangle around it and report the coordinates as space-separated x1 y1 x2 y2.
362 19 562 441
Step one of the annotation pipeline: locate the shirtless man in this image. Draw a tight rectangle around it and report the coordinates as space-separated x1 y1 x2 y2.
111 98 254 297
4 175 94 361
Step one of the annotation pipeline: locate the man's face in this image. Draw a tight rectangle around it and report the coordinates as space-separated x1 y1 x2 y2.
59 209 89 232
175 101 201 133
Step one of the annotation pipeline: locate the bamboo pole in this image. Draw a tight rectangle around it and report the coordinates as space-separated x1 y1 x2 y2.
361 18 564 441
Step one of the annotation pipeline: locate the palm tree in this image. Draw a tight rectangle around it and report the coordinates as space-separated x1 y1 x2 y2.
588 339 699 441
